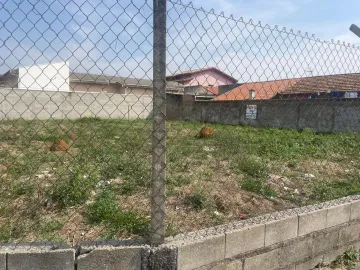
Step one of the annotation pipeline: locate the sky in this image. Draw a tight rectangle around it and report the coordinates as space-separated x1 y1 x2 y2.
187 0 360 45
1 0 360 82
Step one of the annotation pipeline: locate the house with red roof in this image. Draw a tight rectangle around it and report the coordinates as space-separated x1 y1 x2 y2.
215 73 360 101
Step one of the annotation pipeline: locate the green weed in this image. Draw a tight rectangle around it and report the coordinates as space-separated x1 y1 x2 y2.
165 223 178 237
12 182 36 197
85 190 149 238
168 175 192 188
49 165 99 208
85 189 119 224
287 160 298 169
231 156 268 178
34 218 64 241
240 177 277 198
210 211 225 226
184 190 213 211
101 211 149 239
0 221 27 242
332 248 360 270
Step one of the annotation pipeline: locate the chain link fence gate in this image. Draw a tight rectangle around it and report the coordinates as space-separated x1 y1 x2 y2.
2 0 360 248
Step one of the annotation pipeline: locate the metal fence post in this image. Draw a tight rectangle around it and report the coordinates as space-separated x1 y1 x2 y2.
151 0 167 246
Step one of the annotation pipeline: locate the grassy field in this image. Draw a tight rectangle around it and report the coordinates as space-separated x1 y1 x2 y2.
1 118 360 244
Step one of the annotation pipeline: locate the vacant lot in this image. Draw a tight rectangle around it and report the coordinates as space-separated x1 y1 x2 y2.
1 118 360 244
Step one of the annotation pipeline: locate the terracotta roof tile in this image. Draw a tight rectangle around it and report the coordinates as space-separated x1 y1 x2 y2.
214 73 360 101
206 86 219 95
283 73 360 94
214 79 299 101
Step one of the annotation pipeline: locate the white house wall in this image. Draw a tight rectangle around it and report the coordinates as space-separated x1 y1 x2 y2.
18 62 70 91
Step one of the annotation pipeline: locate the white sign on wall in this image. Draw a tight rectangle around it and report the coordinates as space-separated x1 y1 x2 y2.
345 92 358 98
246 105 257 119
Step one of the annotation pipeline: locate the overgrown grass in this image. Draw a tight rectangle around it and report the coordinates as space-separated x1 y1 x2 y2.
231 155 268 178
1 118 360 243
310 178 360 202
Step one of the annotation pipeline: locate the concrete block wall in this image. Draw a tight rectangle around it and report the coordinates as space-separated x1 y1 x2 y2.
77 247 142 270
164 196 360 270
1 197 360 269
0 89 153 120
3 89 360 134
169 99 360 133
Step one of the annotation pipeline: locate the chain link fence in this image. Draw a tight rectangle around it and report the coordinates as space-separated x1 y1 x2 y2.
165 0 360 241
1 0 360 246
0 0 160 246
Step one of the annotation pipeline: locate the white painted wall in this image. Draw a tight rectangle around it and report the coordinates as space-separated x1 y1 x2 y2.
18 62 70 91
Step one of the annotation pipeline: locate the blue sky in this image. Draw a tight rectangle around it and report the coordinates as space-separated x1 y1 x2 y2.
1 0 360 82
196 0 360 45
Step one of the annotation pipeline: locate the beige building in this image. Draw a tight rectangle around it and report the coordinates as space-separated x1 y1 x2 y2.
70 72 183 95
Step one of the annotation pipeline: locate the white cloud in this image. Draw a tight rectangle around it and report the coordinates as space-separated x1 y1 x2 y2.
334 33 360 45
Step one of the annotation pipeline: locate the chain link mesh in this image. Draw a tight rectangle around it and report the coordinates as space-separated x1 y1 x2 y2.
1 0 360 247
165 0 360 241
0 0 156 246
